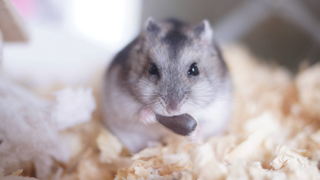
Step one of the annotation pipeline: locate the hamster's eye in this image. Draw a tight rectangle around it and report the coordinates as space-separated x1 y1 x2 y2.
188 63 199 76
149 63 159 76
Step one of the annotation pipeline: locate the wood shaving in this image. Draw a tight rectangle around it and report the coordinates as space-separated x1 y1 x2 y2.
2 44 320 180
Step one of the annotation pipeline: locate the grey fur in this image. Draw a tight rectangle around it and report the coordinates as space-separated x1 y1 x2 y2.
102 18 233 153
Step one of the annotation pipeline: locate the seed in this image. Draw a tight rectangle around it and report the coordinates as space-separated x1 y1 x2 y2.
156 114 197 136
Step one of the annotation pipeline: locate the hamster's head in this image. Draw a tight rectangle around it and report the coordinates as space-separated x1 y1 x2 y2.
127 18 229 116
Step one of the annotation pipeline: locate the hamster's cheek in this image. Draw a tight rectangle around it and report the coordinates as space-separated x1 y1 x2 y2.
136 79 158 102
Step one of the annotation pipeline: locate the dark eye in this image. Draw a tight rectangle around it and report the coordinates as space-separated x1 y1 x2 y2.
149 63 159 76
188 63 199 76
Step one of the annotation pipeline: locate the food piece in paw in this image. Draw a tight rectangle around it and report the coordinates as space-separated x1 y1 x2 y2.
156 114 198 136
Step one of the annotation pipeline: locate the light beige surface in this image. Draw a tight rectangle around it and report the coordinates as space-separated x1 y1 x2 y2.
0 0 28 42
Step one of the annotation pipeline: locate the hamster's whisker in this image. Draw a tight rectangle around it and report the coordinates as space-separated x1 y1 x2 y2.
184 101 212 123
211 93 235 102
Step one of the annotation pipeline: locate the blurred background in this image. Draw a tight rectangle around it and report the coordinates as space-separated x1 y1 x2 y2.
0 0 320 88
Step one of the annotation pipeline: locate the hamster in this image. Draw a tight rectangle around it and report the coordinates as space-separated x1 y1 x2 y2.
102 18 233 153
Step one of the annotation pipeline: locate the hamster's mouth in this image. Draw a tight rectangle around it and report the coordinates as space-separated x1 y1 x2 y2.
155 113 198 136
157 110 184 117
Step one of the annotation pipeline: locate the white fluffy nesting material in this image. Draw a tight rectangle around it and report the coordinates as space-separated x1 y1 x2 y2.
0 169 37 180
52 88 96 130
0 77 95 179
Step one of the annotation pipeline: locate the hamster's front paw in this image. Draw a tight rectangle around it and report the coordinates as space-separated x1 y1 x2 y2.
139 107 157 125
188 124 202 142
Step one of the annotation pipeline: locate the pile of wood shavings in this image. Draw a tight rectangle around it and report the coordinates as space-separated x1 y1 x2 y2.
3 44 320 180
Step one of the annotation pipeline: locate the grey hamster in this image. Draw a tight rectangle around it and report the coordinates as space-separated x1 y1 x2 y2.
102 18 233 153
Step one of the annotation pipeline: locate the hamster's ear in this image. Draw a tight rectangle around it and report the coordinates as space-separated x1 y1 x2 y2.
144 17 160 35
194 20 213 44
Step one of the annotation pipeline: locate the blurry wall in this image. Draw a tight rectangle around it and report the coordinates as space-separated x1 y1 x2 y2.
2 0 320 86
2 0 141 87
141 0 245 25
141 0 320 73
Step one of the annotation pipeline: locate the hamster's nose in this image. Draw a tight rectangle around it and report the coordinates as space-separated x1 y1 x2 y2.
166 98 180 115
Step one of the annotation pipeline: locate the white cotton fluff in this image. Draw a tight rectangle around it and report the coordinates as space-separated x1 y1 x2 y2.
51 88 96 130
0 76 96 179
